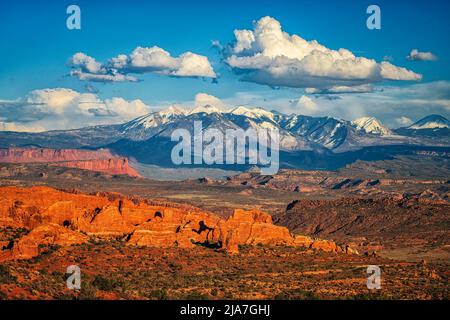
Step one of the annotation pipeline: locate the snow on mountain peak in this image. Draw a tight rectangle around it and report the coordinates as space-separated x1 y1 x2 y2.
230 106 252 116
407 114 450 130
230 105 275 120
158 105 186 117
189 104 223 115
123 105 186 131
352 116 392 136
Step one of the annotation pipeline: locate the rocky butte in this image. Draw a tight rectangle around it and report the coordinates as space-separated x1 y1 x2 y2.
0 147 140 177
0 186 356 260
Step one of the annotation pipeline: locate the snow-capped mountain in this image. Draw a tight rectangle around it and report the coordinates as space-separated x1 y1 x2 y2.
119 105 186 140
351 117 392 136
230 106 276 121
114 108 449 155
143 109 321 151
394 115 450 138
189 104 223 115
278 114 349 149
119 106 374 151
0 103 448 168
407 115 450 130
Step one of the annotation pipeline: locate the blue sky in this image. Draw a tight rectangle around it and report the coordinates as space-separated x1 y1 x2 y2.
0 0 449 131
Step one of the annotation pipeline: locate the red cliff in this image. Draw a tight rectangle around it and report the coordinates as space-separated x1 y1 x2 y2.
52 158 140 177
0 186 354 260
0 147 140 177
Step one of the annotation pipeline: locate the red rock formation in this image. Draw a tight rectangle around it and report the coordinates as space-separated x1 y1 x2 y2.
0 147 114 162
52 158 140 177
0 186 352 260
0 147 140 177
219 209 293 248
12 223 88 260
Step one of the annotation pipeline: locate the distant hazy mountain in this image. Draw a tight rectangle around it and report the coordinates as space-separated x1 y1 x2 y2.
408 114 450 130
395 115 450 138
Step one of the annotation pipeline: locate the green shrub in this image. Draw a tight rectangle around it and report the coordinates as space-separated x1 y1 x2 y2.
148 289 168 300
0 265 17 284
92 275 121 291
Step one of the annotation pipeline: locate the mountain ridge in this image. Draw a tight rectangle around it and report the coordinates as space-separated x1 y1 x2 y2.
0 106 448 172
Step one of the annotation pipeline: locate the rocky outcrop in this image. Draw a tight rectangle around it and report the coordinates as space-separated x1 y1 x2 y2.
275 196 450 251
0 147 114 162
0 147 140 177
12 223 88 260
0 186 352 260
52 158 140 177
126 209 221 248
218 209 293 247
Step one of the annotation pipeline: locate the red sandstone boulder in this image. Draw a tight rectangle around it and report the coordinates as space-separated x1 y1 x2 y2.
219 209 293 248
12 223 88 259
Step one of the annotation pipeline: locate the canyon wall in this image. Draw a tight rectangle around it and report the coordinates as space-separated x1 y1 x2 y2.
52 158 140 177
0 147 140 177
0 147 114 162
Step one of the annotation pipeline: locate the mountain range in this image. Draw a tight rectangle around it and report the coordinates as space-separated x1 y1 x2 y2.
0 106 448 171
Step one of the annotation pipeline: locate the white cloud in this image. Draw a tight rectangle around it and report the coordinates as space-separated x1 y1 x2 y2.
407 49 438 61
296 95 317 112
69 46 216 82
395 116 413 127
0 88 153 132
194 93 226 109
70 70 138 82
225 16 421 89
26 88 80 114
285 82 450 128
305 84 373 94
0 121 46 132
172 52 216 77
205 82 450 129
70 52 104 74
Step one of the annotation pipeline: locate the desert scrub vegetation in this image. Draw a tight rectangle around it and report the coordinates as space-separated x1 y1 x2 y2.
146 288 168 300
0 227 29 242
92 275 123 291
0 265 17 284
273 288 319 300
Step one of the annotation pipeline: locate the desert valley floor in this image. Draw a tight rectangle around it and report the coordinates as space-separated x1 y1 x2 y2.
0 155 449 300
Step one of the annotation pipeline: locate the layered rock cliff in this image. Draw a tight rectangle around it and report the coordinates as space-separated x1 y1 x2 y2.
0 147 140 177
0 186 354 260
0 147 115 162
52 158 140 177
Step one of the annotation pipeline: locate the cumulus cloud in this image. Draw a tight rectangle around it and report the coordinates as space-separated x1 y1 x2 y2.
407 49 438 61
0 88 152 132
295 95 317 111
69 46 216 82
224 16 421 89
194 93 226 109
